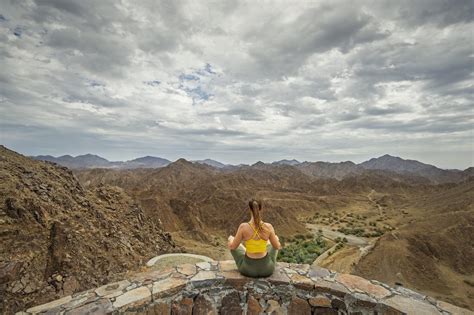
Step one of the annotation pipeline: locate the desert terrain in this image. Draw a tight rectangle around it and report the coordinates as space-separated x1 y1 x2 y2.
2 146 473 311
74 153 474 310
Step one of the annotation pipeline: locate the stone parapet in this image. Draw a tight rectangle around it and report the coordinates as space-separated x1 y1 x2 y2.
19 261 473 314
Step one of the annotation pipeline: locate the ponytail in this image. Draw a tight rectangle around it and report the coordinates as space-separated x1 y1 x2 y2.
248 199 265 234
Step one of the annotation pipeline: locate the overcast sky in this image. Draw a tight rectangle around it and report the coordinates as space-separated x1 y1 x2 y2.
0 0 472 169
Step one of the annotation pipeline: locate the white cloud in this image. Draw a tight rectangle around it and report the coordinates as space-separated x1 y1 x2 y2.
0 0 472 168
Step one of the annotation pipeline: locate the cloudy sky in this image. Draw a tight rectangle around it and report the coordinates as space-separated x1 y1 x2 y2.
0 0 472 169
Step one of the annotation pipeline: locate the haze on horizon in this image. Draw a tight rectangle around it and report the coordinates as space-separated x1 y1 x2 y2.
0 0 473 169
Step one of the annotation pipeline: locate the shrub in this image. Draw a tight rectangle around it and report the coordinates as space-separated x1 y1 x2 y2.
278 235 328 264
294 234 306 240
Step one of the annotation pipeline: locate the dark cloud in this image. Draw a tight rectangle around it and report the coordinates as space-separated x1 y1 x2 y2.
34 0 87 17
243 3 389 78
198 108 265 121
343 115 474 134
364 105 413 116
379 0 474 28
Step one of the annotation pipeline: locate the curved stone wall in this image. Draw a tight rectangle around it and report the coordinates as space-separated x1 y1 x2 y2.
21 261 472 315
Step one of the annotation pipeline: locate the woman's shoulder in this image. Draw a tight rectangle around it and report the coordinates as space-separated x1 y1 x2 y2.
239 222 251 229
262 222 274 232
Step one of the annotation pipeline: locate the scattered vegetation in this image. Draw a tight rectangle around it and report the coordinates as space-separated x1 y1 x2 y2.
337 227 366 237
278 235 327 264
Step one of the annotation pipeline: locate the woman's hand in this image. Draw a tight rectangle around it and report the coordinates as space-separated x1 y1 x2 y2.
268 225 282 250
228 224 245 250
227 235 234 249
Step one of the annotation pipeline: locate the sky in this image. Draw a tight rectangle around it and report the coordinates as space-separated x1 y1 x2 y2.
0 0 473 169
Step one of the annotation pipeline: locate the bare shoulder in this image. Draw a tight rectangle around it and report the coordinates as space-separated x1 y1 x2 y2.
239 222 250 230
263 222 275 232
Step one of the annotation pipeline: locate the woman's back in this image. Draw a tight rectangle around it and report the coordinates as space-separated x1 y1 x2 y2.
243 222 269 254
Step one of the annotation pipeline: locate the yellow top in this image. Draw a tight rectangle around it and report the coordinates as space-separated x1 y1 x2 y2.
244 222 268 253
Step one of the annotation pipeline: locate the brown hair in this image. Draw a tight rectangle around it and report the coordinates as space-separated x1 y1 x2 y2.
248 199 266 234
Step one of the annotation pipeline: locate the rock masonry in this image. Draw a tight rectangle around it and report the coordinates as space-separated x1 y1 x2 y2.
19 261 473 315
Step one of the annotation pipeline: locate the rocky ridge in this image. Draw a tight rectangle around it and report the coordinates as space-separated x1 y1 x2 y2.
0 146 179 313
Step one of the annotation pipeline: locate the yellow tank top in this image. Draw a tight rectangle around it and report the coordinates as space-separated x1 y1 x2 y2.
244 222 268 253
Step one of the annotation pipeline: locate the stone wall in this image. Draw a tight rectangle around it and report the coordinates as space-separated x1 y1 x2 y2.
19 261 472 315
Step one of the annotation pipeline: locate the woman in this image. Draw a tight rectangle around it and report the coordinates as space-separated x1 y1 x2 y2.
227 199 282 277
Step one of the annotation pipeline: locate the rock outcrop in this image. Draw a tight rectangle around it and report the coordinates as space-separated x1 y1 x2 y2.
0 146 179 313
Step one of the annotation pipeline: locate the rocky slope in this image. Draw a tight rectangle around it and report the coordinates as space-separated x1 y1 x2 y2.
76 160 309 239
75 159 440 246
354 178 474 310
0 146 179 313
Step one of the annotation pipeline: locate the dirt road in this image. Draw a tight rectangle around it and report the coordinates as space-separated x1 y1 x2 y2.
307 223 372 268
306 223 368 246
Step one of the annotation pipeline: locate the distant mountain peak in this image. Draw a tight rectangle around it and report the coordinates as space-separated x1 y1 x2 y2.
174 158 191 164
136 155 155 159
379 154 401 159
130 155 170 162
272 159 300 166
193 159 227 168
356 154 468 183
33 153 170 169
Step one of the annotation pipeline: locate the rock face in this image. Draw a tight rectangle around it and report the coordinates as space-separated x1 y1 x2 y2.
0 146 179 313
21 261 472 314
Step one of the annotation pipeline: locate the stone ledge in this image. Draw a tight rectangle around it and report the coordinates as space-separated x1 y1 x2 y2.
20 261 473 314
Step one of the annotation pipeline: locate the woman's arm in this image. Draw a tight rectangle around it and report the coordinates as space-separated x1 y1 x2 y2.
268 224 282 249
227 223 245 250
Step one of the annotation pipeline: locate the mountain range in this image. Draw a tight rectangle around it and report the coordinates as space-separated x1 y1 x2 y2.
33 154 171 169
33 153 472 184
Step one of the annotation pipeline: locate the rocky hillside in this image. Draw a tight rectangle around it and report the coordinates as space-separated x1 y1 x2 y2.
76 160 308 239
0 146 179 313
354 178 474 310
75 159 437 245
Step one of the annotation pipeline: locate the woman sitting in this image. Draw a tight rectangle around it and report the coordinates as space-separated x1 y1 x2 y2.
227 199 282 277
